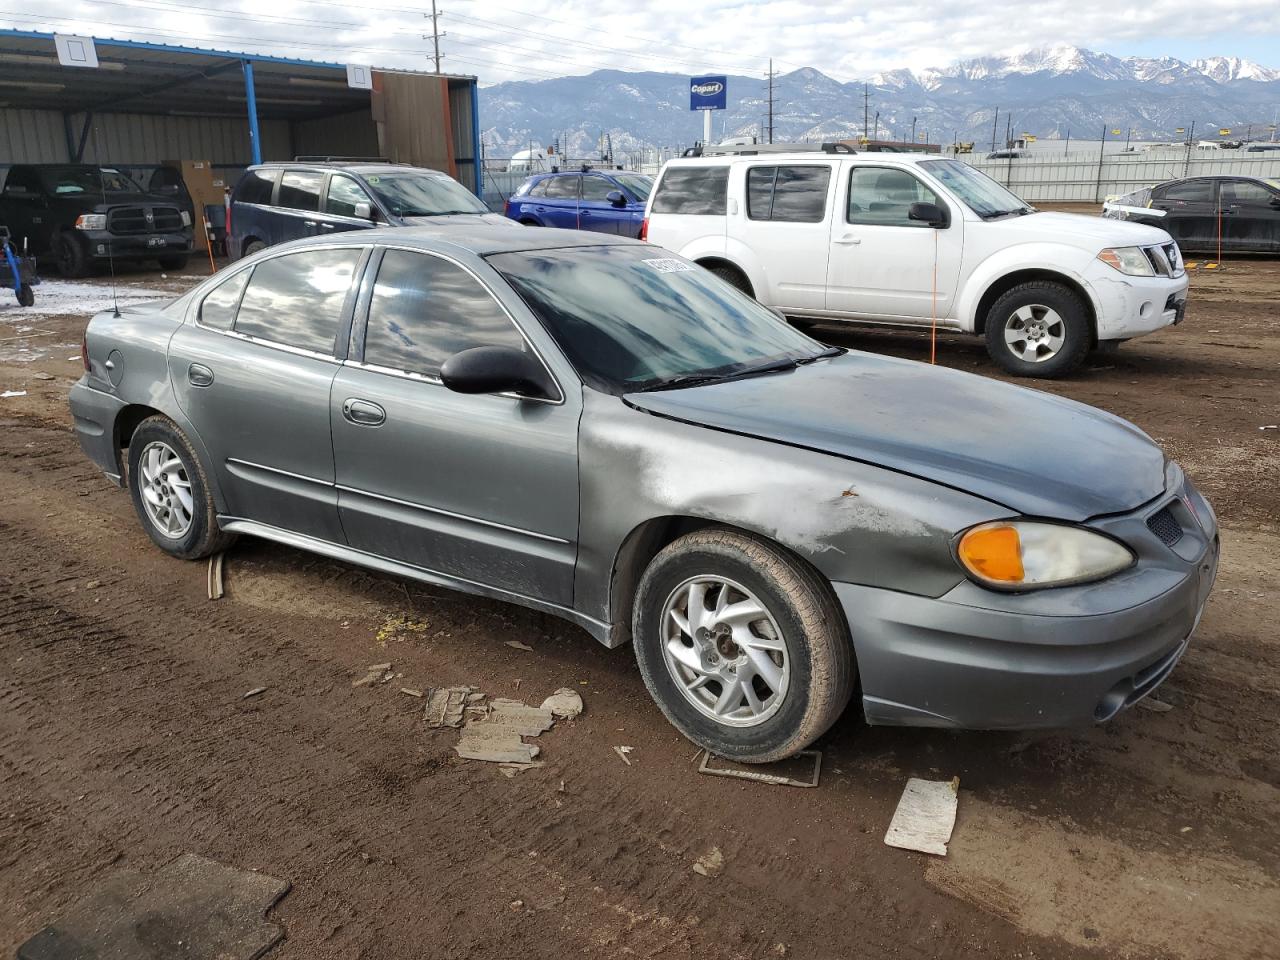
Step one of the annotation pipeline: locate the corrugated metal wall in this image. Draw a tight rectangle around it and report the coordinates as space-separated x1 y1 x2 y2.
965 150 1280 202
0 109 70 163
291 109 380 160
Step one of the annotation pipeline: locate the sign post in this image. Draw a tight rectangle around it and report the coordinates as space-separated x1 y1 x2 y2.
690 75 727 149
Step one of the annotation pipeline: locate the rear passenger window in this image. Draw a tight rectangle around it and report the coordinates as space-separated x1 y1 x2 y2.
363 251 525 377
544 177 579 199
198 270 249 331
847 168 942 227
651 167 728 215
234 248 360 353
746 165 831 222
278 170 323 211
235 169 275 206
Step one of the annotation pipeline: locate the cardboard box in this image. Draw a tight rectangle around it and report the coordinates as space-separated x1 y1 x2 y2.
163 160 227 251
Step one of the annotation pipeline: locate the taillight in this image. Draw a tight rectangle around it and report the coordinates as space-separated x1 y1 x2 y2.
639 217 648 241
81 333 89 372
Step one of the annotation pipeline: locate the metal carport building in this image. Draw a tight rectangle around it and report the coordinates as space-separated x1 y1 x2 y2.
0 29 482 195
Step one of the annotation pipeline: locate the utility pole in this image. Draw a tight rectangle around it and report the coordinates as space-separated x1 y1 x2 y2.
991 107 999 151
911 115 917 146
1184 120 1196 175
767 59 775 144
873 111 879 140
425 0 444 73
863 83 870 140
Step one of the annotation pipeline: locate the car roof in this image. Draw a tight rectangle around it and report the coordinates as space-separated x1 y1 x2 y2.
250 162 447 177
662 152 941 167
266 224 640 258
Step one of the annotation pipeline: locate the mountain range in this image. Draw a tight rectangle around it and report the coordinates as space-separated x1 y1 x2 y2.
478 45 1280 160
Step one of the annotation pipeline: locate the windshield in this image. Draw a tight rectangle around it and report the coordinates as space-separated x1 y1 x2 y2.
39 166 142 195
612 173 653 201
363 172 488 217
489 244 829 394
918 159 1031 218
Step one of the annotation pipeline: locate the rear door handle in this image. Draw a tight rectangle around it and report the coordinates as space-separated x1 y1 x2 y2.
320 222 335 230
834 235 862 245
304 220 317 228
342 398 385 427
188 363 214 387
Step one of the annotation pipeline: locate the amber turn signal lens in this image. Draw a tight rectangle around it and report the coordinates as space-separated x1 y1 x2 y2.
958 525 1024 583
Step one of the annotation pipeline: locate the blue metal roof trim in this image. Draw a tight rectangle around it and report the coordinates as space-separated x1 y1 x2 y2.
0 27 345 71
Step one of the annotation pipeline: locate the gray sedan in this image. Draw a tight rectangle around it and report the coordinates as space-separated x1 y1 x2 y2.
69 228 1219 762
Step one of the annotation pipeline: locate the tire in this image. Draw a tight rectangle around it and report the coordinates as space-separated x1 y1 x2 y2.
708 264 753 297
240 239 267 259
53 232 91 278
983 280 1091 378
519 219 540 226
632 528 854 763
126 415 235 560
16 286 34 307
157 255 189 270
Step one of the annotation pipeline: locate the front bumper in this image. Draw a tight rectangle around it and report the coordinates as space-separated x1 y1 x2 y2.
69 380 126 485
78 229 193 262
1084 260 1188 340
837 484 1219 730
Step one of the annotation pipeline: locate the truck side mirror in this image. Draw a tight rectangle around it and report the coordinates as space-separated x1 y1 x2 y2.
909 201 949 228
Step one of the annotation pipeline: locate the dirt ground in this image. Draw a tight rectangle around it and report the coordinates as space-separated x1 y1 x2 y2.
0 249 1277 959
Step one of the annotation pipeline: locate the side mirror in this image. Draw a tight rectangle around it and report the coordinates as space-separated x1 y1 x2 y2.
353 201 374 221
909 201 949 227
440 345 556 400
606 190 627 208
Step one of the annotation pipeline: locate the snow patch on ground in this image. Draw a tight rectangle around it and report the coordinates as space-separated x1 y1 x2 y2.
0 279 172 320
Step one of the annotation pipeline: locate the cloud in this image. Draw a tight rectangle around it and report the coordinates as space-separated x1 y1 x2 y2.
17 0 1280 84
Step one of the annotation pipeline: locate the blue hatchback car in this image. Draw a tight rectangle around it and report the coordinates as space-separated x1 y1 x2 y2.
504 169 652 238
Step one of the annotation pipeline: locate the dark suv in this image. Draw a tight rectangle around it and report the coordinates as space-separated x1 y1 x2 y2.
228 160 512 258
0 164 193 277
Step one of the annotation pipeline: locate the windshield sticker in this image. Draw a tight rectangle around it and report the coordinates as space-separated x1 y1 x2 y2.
642 258 694 274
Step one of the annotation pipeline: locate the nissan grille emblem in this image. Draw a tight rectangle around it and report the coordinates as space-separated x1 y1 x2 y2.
692 82 724 96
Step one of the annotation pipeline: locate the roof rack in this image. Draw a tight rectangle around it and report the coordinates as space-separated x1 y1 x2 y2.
687 141 858 158
291 156 397 163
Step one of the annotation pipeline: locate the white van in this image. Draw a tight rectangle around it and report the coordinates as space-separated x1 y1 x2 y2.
643 148 1189 377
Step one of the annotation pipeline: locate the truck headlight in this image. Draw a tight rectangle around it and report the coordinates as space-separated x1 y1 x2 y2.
1098 246 1155 276
75 214 107 231
957 521 1135 590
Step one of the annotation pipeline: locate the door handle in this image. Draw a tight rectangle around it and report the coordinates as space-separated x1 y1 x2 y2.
304 220 317 228
321 222 335 229
188 363 214 387
342 398 385 427
834 235 862 245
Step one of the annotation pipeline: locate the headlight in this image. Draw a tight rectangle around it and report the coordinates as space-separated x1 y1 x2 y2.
180 210 192 227
75 214 107 231
957 521 1134 590
1097 246 1154 276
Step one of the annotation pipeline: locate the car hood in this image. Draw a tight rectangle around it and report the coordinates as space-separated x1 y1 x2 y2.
400 212 518 227
624 353 1167 521
990 210 1172 247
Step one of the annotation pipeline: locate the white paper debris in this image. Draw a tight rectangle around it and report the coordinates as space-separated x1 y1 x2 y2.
1 390 26 398
613 745 634 766
692 846 724 877
540 688 584 719
884 777 960 856
505 640 534 652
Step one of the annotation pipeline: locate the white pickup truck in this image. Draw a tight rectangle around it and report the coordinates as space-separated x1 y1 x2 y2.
643 148 1188 377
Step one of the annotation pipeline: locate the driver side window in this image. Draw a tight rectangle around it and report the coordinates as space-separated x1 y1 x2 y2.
361 251 526 378
847 167 941 227
325 175 372 218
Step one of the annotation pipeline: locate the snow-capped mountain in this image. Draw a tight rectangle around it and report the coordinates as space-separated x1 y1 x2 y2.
479 46 1280 158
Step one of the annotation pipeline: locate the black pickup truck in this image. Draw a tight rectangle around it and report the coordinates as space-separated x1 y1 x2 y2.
0 164 193 277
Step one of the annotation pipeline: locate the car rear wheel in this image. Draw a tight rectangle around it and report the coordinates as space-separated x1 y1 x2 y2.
984 281 1091 378
53 232 91 278
126 416 235 560
632 528 854 763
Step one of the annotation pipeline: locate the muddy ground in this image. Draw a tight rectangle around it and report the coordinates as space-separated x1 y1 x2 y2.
0 249 1277 959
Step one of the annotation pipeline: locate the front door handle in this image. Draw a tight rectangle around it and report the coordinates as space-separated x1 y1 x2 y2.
188 363 214 387
834 235 862 245
342 398 385 427
320 222 335 230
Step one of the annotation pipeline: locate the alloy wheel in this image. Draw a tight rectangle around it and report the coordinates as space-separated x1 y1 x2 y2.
137 441 194 539
1004 304 1066 363
660 575 790 727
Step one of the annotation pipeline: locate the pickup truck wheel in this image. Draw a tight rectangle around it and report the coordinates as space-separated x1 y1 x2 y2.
240 239 266 259
984 281 1091 378
53 232 92 278
632 529 854 763
126 416 235 561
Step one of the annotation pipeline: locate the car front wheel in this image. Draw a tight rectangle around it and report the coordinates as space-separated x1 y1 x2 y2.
984 280 1091 378
632 529 854 763
126 415 235 560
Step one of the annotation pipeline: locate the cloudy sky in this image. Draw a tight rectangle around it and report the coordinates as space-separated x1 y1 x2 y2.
11 0 1280 84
